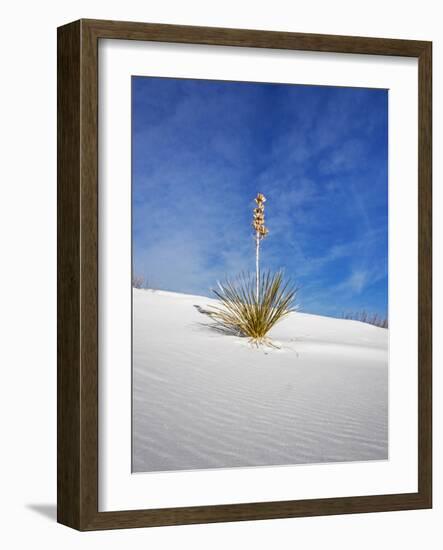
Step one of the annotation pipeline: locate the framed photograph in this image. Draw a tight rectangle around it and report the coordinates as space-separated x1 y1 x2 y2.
57 19 432 530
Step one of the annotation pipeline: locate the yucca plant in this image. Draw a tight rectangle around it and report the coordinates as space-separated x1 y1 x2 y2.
208 270 297 346
207 194 297 346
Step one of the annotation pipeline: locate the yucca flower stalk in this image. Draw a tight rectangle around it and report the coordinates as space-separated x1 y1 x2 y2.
253 193 269 302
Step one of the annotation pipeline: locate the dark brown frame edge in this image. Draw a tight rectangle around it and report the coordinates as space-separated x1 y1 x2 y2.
57 18 432 531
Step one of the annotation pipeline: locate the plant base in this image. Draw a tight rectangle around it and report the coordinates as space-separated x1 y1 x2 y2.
248 336 280 349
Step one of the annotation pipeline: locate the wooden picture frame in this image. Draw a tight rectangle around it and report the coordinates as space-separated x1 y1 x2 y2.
57 18 432 530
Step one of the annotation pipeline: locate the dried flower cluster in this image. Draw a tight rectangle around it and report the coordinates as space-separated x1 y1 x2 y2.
252 193 269 239
253 193 269 302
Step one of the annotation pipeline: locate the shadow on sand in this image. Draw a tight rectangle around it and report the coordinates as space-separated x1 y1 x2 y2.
193 304 244 337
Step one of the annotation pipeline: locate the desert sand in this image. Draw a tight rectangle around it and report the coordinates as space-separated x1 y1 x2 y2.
132 288 388 473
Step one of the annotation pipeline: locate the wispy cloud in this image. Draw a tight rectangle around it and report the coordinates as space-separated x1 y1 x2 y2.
132 77 388 318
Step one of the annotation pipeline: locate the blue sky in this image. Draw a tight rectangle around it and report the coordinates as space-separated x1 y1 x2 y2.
132 77 388 318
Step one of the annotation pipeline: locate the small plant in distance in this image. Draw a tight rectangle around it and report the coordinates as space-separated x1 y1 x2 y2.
208 193 298 347
342 311 388 329
132 274 145 289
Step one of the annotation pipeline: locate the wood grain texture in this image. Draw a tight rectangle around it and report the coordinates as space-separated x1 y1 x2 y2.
84 18 428 56
57 19 432 531
57 20 81 529
417 42 432 505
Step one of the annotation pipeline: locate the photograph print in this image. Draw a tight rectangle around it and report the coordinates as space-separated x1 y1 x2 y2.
131 76 388 473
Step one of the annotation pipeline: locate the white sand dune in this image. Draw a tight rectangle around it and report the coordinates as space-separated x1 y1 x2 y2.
132 288 388 473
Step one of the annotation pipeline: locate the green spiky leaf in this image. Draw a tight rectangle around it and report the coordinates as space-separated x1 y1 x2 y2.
207 270 298 345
